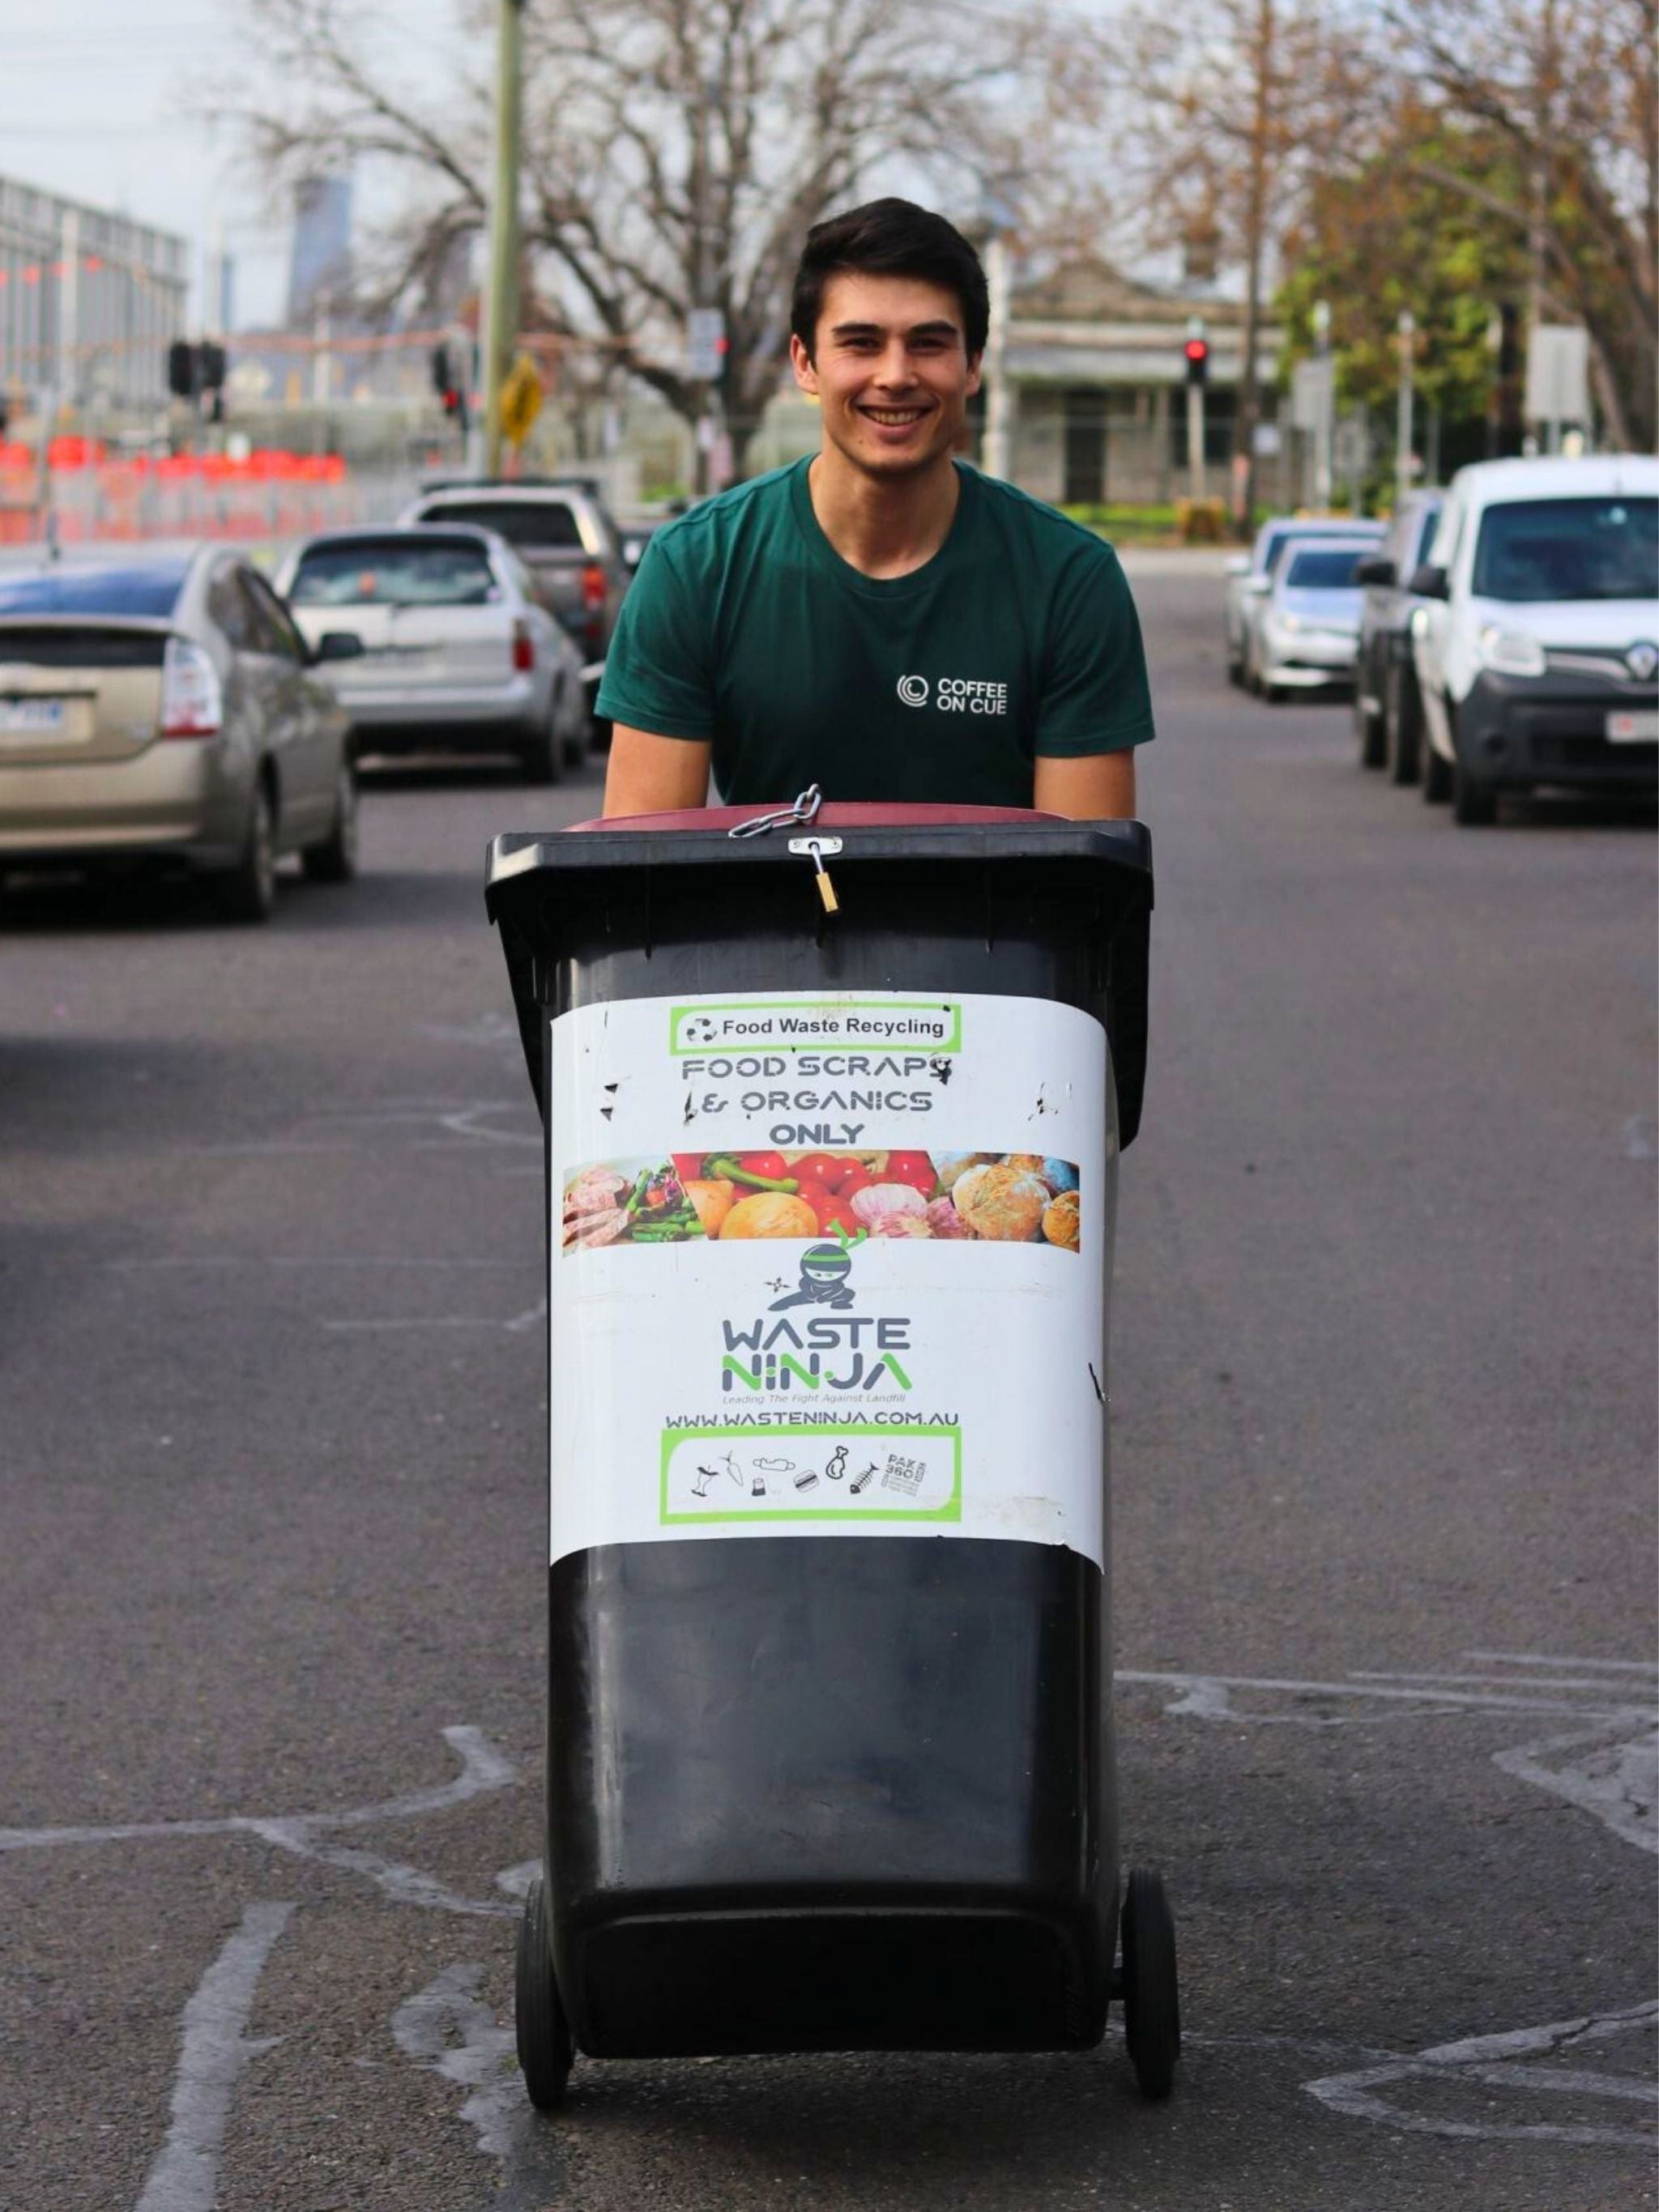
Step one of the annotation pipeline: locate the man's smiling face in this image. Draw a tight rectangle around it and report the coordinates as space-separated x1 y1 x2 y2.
791 272 983 482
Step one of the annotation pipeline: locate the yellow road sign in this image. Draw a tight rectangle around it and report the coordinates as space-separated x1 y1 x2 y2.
500 352 543 447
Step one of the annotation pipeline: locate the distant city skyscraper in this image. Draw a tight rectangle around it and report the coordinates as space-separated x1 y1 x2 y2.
286 173 353 327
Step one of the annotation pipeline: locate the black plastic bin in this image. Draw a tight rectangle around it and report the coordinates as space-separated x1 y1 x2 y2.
486 802 1179 2101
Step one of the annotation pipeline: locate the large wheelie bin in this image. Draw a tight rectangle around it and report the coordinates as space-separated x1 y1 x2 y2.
485 797 1179 2103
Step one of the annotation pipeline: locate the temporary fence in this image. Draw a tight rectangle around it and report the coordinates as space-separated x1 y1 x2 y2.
0 441 413 548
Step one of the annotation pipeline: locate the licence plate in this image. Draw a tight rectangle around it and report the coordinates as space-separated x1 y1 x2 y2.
0 696 67 739
1607 710 1659 743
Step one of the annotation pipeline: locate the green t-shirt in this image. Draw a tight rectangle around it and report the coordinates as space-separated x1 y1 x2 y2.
596 458 1154 806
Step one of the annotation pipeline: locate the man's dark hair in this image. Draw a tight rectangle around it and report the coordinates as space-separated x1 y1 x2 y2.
791 198 989 361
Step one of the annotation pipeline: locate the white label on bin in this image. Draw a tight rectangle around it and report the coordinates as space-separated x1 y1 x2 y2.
547 991 1111 1566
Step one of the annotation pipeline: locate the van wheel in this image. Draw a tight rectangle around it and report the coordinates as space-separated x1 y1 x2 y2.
1452 761 1498 825
218 781 277 921
1386 662 1422 785
1355 682 1386 768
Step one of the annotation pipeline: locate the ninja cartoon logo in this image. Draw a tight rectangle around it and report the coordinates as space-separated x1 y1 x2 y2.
770 1242 855 1311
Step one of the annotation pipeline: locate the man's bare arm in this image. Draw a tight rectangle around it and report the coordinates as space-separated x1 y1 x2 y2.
603 726 714 816
1033 750 1138 821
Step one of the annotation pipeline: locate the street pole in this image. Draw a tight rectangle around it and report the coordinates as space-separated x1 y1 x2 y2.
1312 297 1333 509
483 0 525 479
983 231 1013 482
1395 309 1415 497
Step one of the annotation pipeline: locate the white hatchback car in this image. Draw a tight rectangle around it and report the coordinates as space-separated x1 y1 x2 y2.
1410 455 1659 824
273 524 589 783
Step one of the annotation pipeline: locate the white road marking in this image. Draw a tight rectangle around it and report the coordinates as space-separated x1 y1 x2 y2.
1493 1721 1659 1856
391 1963 530 2161
134 1901 294 2212
323 1296 545 1336
0 1726 519 1916
1305 1998 1658 2147
1118 1669 1648 1724
106 1257 534 1272
1123 1658 1658 1856
1465 1652 1658 1675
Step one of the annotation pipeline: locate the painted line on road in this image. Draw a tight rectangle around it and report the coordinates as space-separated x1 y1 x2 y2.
1305 1997 1658 2148
322 1297 545 1336
1117 1669 1653 1724
0 1726 519 1917
106 1257 535 1272
134 1901 294 2212
1465 1652 1658 1675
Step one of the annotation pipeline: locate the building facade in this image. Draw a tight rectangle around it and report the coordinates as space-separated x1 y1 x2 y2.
1000 258 1288 508
0 171 189 420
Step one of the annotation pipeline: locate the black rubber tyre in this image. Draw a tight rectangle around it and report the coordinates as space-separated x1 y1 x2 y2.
557 677 591 771
218 779 277 922
1121 1866 1180 2099
1385 658 1422 786
1421 714 1454 804
1263 681 1284 705
519 710 563 786
1355 672 1387 768
515 1874 574 2110
1452 760 1498 825
302 763 360 883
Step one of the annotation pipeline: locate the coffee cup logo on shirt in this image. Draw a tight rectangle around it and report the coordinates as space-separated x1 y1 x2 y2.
897 672 1008 716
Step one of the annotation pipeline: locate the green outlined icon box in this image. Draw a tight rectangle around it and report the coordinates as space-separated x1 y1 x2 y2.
661 1423 962 1525
667 1000 963 1056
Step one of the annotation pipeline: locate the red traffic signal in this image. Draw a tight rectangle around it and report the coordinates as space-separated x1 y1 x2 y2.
1183 336 1209 386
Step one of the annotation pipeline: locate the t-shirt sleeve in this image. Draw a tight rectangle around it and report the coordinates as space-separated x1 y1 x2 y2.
594 533 716 740
1031 541 1156 758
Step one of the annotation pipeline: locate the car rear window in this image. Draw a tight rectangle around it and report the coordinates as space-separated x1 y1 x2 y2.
289 539 501 607
1285 548 1364 588
1471 497 1659 603
420 501 582 551
0 567 186 617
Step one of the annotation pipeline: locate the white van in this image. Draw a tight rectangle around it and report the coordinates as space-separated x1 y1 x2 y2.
1410 455 1658 824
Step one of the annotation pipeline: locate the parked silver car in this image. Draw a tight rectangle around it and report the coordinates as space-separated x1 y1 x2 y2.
273 525 588 783
1254 539 1376 701
1227 515 1384 688
0 548 360 920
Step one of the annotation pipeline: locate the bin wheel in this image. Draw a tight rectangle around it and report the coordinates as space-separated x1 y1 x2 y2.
515 1874 574 2109
1120 1866 1180 2099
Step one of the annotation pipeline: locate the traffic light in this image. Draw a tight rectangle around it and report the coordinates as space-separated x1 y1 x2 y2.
1183 335 1209 386
199 342 227 392
432 342 467 427
167 338 196 398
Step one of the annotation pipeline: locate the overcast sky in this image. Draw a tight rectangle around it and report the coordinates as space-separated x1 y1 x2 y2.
0 0 467 327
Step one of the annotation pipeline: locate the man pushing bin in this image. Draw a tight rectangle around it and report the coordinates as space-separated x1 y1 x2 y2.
599 198 1156 819
488 198 1177 2116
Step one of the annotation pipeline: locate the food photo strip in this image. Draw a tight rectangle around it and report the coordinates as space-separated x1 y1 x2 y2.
561 1149 1082 1255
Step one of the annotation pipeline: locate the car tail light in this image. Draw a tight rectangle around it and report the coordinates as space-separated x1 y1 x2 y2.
159 636 223 738
580 560 607 612
512 620 535 673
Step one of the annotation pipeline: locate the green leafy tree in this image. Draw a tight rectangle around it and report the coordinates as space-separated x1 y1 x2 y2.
1275 109 1530 434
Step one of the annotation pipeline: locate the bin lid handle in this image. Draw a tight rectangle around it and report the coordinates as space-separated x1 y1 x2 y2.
727 782 822 839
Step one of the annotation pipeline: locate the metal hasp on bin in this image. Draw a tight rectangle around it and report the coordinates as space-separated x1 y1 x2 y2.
485 805 1177 2107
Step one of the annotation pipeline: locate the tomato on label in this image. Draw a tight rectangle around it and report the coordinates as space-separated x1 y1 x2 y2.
672 1153 706 1185
738 1150 788 1183
791 1178 835 1232
882 1151 936 1194
834 1161 874 1203
791 1152 848 1191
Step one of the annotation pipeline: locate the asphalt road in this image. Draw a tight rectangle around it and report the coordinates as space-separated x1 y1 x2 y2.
2 561 1654 2211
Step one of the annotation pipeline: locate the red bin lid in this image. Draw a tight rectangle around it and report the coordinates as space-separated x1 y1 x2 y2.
569 801 1064 833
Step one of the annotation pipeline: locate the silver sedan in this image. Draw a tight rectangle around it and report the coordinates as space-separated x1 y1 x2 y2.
273 525 588 784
